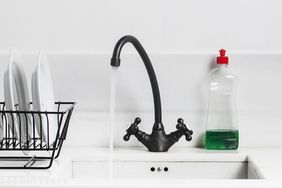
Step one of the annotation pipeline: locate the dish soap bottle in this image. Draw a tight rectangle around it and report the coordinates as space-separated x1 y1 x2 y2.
205 49 239 150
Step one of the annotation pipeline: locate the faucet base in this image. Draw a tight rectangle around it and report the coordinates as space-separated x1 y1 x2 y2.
136 129 174 152
124 118 193 152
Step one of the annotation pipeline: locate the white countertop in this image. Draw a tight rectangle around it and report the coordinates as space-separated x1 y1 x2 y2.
0 147 282 188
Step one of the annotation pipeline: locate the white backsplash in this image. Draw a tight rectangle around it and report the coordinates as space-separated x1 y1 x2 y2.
0 0 281 52
0 52 281 148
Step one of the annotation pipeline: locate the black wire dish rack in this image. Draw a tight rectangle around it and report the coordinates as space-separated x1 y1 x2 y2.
0 101 75 169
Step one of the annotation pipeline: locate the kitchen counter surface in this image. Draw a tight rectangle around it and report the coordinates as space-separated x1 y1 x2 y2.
0 147 282 188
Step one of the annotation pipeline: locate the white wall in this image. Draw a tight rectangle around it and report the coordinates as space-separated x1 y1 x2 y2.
1 52 282 148
0 0 282 148
0 0 281 52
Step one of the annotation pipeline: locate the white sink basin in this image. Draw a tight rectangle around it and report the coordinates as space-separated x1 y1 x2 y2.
67 156 263 180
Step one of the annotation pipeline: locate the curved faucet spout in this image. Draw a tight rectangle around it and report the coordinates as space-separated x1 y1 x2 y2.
110 35 163 130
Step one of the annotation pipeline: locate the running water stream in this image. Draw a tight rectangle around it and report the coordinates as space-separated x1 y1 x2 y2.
109 67 118 178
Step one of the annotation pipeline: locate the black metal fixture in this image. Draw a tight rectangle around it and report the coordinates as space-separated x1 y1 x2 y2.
110 35 193 152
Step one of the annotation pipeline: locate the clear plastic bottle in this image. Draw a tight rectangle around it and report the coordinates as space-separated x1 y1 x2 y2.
205 49 238 150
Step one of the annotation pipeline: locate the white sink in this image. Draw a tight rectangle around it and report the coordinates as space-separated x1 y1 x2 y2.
66 156 263 180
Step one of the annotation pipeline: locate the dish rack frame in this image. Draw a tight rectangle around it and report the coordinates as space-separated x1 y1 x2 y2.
0 101 75 169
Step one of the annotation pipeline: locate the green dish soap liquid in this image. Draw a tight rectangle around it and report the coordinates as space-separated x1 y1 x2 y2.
205 130 239 150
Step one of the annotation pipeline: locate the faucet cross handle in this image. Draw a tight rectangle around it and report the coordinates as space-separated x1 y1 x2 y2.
176 118 193 141
123 117 141 141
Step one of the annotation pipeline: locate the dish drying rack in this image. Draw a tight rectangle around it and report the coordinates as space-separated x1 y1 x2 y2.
0 101 75 169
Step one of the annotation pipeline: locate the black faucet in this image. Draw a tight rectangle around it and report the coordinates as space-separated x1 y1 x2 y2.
110 35 193 152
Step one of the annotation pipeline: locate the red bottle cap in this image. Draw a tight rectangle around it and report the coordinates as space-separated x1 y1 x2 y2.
216 49 229 64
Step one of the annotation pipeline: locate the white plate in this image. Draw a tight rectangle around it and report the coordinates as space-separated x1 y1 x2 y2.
32 52 57 145
0 113 3 142
0 100 4 142
4 49 31 145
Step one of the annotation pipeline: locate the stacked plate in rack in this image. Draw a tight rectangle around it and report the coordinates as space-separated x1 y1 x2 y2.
2 49 57 152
